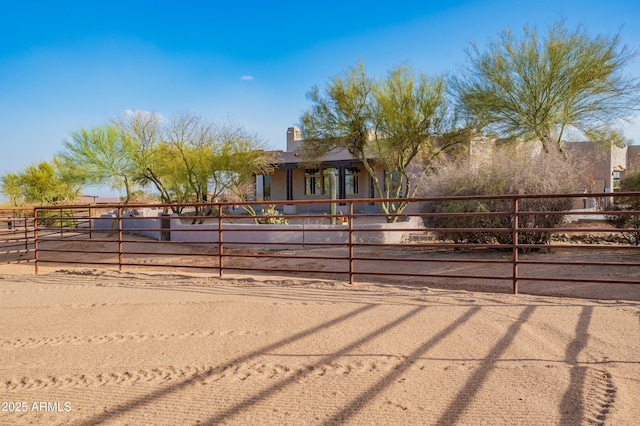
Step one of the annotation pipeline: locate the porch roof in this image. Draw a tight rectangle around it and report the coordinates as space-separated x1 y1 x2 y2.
273 147 374 167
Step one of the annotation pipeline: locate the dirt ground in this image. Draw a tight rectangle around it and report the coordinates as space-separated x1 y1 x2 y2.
0 263 639 425
1 218 639 425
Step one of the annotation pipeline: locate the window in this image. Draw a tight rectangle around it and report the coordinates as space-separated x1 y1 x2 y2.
385 171 402 196
345 167 359 195
262 175 271 201
305 168 320 195
613 171 622 191
323 168 339 195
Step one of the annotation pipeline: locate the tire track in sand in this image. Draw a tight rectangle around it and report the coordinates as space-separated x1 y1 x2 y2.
1 359 402 391
584 368 617 424
0 329 258 349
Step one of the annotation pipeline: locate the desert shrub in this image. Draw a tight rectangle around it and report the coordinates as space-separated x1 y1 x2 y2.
35 210 78 229
435 199 501 244
497 197 572 245
421 143 582 246
604 172 640 245
257 205 288 225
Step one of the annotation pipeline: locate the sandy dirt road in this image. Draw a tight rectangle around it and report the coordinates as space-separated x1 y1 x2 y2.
1 269 639 425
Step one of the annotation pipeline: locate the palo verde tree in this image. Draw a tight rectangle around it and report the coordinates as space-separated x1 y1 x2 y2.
160 113 277 214
1 159 81 206
111 110 175 205
211 124 278 216
300 62 462 221
59 124 139 203
113 111 277 215
112 110 213 211
0 172 22 206
164 112 219 212
372 65 462 217
452 19 640 152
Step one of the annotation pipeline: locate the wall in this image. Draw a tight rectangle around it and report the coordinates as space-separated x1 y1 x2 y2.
627 145 640 173
92 212 421 249
565 142 611 192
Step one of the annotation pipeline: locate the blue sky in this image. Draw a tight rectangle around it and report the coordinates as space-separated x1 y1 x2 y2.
1 0 640 199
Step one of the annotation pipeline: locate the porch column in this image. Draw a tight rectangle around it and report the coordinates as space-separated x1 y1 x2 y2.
285 166 295 201
338 166 346 200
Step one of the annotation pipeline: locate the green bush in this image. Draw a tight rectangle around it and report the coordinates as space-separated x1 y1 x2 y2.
604 172 640 245
35 210 78 229
257 205 288 225
427 197 572 245
435 199 499 244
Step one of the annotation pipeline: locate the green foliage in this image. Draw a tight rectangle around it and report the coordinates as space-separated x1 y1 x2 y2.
36 209 78 229
257 205 288 225
0 173 22 206
1 160 81 206
604 172 640 245
212 124 278 206
113 111 277 216
59 124 138 203
301 62 373 158
5 110 276 215
453 19 640 152
422 144 582 245
619 172 640 197
430 198 572 246
438 200 496 245
111 110 168 204
300 62 463 221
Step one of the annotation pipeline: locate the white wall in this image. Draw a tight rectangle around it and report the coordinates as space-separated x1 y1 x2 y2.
92 212 421 249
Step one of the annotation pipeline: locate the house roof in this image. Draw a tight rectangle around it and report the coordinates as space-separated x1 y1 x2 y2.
273 147 369 167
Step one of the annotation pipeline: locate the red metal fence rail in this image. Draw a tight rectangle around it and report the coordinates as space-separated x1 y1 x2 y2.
0 207 35 266
1 192 638 295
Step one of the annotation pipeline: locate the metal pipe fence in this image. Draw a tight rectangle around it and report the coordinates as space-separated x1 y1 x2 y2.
0 207 36 264
1 192 639 295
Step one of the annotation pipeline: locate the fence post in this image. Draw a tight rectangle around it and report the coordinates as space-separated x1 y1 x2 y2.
512 197 519 294
160 213 171 241
218 204 224 277
34 208 39 274
117 207 123 272
24 212 29 251
348 202 354 284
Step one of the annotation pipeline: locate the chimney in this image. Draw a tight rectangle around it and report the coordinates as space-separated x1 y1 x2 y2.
286 127 301 151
